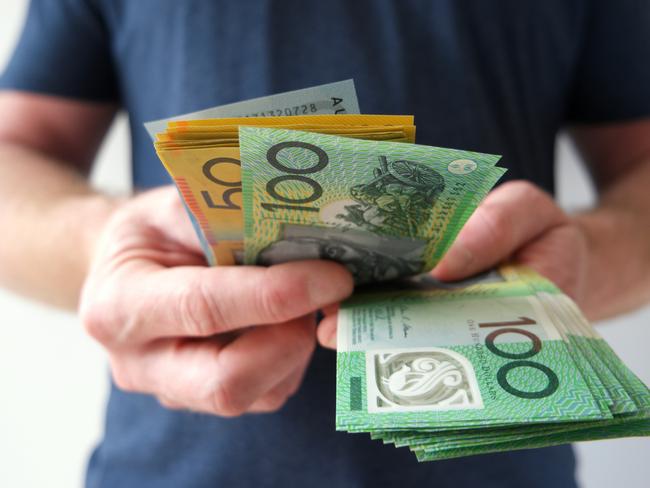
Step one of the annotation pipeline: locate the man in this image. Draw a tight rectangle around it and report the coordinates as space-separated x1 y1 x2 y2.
1 1 649 487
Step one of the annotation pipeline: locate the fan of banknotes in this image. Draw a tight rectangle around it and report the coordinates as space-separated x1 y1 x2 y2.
150 80 650 461
337 267 650 460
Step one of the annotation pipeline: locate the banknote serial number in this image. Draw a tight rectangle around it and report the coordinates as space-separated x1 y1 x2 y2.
246 104 319 117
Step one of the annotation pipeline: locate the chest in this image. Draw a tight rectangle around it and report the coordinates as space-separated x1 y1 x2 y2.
102 0 586 189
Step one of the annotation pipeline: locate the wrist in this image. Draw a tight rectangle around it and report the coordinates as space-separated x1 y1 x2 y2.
75 194 124 276
572 207 650 320
52 193 123 303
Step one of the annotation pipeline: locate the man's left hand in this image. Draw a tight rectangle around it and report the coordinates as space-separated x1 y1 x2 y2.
317 180 588 349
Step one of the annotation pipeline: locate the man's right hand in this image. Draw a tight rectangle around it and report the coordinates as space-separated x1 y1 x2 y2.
79 186 354 416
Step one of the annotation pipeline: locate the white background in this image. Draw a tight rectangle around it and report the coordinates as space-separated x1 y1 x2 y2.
0 2 648 487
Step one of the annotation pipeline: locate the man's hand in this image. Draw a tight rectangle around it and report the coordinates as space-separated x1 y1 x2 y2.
430 180 588 300
79 186 354 415
317 180 588 349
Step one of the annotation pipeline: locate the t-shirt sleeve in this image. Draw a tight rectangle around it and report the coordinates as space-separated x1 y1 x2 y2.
565 0 650 123
0 0 119 102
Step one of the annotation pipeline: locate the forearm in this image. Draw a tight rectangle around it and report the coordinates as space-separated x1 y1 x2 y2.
0 142 118 309
574 158 650 320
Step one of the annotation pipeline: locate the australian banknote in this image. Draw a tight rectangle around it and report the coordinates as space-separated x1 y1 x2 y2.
239 127 505 283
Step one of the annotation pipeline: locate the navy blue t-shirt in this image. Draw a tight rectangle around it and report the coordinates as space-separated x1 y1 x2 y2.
3 1 650 487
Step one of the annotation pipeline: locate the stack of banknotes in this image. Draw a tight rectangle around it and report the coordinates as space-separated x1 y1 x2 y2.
337 267 650 460
150 80 650 460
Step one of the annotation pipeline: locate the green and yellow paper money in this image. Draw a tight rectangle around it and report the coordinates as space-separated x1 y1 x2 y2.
156 115 416 265
239 127 504 283
152 79 363 263
151 83 650 462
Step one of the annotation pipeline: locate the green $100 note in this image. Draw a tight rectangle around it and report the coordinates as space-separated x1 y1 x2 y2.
334 282 606 431
239 127 506 283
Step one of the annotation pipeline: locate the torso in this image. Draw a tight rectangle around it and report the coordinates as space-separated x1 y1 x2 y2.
88 1 586 486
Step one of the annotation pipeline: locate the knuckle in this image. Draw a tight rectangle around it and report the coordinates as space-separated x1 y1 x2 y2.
209 376 247 417
178 275 225 336
524 185 550 209
502 179 539 199
505 181 555 213
277 336 315 380
284 385 299 400
292 323 317 354
79 302 108 342
275 320 316 361
258 274 297 323
508 181 568 228
110 357 137 392
565 224 587 249
506 179 537 194
157 396 181 410
478 201 513 251
79 286 117 345
261 392 290 412
280 374 306 402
